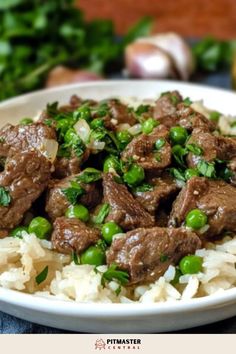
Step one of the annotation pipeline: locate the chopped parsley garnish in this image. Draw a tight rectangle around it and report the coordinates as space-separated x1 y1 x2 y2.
35 266 48 285
209 111 221 122
73 138 86 158
183 97 192 106
0 187 11 206
171 145 188 167
44 119 53 127
170 94 180 106
155 138 166 150
186 143 203 156
135 104 150 116
46 102 58 118
197 160 216 178
134 183 153 193
170 168 186 182
0 137 5 143
160 254 169 263
93 102 110 117
62 181 85 205
71 251 80 265
101 264 129 287
57 144 71 158
92 203 110 224
77 168 102 184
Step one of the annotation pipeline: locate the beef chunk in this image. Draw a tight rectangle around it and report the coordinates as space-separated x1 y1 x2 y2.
177 103 216 132
121 125 171 174
106 227 201 285
53 149 90 179
46 173 102 220
106 99 137 128
169 176 236 238
154 91 183 119
186 128 236 168
52 217 100 254
0 150 51 229
103 173 155 230
133 173 179 215
0 123 56 157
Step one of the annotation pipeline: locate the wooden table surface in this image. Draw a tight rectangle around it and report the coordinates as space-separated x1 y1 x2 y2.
78 0 236 39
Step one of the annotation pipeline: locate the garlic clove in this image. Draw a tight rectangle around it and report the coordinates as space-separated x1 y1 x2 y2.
45 66 103 88
125 42 178 79
137 32 195 80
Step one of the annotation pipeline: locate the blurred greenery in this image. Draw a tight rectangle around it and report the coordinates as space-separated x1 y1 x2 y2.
192 37 236 72
0 0 153 100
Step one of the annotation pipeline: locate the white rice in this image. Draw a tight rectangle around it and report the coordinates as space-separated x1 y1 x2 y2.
1 233 236 303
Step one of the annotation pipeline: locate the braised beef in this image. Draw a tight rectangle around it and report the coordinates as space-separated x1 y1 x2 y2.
0 150 51 229
0 122 56 157
133 173 179 215
46 173 102 220
52 217 100 254
121 125 171 174
103 173 155 230
106 227 201 285
169 176 236 238
186 128 236 168
177 103 216 132
153 91 183 119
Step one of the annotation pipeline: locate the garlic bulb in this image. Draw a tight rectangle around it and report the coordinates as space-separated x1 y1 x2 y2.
125 32 195 80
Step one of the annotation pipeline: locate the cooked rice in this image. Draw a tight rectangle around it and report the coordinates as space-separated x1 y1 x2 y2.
1 232 236 303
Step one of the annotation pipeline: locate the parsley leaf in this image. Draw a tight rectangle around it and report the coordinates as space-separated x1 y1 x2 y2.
101 264 129 287
62 181 85 205
197 160 216 178
135 104 150 116
186 143 203 156
71 251 80 265
209 111 221 122
92 203 110 224
172 145 188 167
170 168 186 182
0 187 11 206
183 97 192 106
46 102 58 118
77 168 102 184
35 266 48 285
160 254 169 262
133 183 153 193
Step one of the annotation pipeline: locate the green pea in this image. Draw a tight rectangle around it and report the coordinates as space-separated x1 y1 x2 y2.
19 118 33 125
80 245 106 266
179 255 203 274
184 168 199 180
123 163 145 187
10 226 28 239
90 118 104 129
103 155 121 173
116 130 132 148
28 217 52 239
185 209 208 230
155 138 166 150
65 204 89 222
142 118 158 134
102 221 123 245
169 126 188 145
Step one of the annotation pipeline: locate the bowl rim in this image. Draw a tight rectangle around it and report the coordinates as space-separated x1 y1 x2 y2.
1 79 236 318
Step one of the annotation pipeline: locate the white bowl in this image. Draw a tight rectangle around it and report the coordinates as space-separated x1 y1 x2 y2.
0 80 236 333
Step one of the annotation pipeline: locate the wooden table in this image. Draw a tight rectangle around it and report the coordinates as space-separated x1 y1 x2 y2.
78 0 236 39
